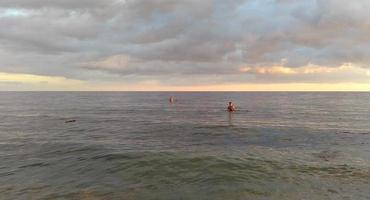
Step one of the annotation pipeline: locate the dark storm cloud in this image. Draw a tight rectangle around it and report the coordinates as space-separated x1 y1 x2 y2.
1 0 370 84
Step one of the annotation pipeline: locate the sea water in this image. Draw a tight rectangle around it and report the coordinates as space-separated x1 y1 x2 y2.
1 92 370 199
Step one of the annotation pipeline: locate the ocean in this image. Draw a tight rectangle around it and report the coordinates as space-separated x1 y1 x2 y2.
1 92 370 199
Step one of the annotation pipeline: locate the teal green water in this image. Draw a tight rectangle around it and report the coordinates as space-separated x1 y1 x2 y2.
0 92 370 199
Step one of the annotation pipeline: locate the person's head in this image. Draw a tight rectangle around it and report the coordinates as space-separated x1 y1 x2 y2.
229 102 232 106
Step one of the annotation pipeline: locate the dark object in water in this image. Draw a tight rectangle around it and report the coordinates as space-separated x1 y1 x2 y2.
314 150 339 161
65 119 76 123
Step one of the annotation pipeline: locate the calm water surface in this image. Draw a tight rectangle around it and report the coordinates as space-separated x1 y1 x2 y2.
1 92 370 199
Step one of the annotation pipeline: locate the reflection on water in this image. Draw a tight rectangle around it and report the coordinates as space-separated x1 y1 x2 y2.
228 112 234 126
0 92 370 199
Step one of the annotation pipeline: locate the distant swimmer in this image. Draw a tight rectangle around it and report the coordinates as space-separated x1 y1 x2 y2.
227 102 236 112
169 96 175 103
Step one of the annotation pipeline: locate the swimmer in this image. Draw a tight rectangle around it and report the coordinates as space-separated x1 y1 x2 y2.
227 102 236 112
169 96 175 103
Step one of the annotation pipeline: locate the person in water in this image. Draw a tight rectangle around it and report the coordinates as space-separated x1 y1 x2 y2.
227 101 236 112
169 96 175 103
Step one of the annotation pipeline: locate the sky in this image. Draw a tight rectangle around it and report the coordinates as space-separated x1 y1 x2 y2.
1 0 370 91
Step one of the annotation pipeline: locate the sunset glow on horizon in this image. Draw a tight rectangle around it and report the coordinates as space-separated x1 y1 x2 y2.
2 70 370 91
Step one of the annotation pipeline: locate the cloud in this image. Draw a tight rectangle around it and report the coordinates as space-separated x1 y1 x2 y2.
0 8 30 17
81 54 130 71
0 71 86 90
239 64 356 75
1 0 370 89
0 0 120 10
238 64 370 84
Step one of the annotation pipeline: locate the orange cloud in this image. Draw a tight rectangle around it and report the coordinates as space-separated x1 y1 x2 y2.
240 63 366 75
0 72 86 90
240 66 296 74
